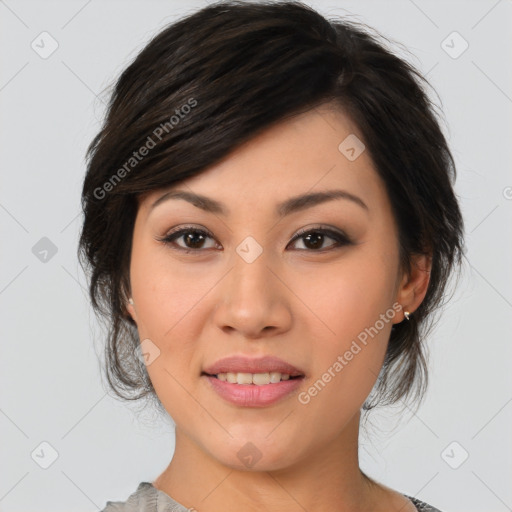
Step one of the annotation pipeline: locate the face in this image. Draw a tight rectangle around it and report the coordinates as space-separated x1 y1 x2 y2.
126 105 423 471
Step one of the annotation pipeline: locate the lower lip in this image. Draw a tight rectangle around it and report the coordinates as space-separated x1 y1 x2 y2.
203 375 304 407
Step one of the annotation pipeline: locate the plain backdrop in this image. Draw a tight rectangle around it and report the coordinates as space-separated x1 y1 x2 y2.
1 1 511 511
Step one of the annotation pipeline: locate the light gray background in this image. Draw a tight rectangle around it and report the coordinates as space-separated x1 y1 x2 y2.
1 1 511 511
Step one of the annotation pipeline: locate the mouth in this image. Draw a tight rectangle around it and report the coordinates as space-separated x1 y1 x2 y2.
201 355 306 406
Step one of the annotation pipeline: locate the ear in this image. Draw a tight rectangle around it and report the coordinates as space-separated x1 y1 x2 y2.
125 297 138 324
394 253 432 323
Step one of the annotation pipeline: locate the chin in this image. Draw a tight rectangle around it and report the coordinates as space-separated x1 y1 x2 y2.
204 434 300 472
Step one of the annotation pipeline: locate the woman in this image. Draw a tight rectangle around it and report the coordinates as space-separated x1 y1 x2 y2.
79 1 464 510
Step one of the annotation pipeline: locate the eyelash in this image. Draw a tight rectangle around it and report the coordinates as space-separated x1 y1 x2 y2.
156 225 352 254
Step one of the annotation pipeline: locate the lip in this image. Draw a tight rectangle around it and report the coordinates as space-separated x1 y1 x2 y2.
202 355 305 376
203 374 304 407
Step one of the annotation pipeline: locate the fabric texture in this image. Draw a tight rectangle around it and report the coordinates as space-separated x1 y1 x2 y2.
100 481 443 511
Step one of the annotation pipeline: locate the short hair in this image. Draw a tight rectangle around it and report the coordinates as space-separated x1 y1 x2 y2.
78 0 464 414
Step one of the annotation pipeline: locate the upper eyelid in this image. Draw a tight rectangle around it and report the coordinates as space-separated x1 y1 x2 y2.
162 224 345 238
159 225 349 248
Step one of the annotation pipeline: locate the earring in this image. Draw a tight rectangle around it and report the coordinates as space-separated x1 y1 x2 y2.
128 298 134 305
404 311 410 321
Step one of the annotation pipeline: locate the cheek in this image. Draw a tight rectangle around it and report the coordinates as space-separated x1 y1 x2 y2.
298 244 399 401
128 241 224 409
303 246 398 341
129 238 210 338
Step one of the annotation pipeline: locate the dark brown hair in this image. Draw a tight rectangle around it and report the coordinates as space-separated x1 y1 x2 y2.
78 0 464 414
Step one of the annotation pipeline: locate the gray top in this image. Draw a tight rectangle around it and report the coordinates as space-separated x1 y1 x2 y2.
100 482 443 511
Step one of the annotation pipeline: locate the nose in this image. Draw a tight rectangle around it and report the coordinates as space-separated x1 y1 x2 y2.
212 250 292 340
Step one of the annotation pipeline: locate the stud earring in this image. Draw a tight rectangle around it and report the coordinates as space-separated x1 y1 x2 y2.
404 311 410 321
128 298 134 305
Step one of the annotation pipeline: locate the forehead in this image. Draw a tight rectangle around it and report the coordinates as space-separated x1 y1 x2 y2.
139 105 386 215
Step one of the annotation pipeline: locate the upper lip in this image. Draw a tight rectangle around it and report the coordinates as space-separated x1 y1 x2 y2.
202 355 305 377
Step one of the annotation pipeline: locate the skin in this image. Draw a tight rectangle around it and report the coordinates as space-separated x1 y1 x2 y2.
126 104 431 512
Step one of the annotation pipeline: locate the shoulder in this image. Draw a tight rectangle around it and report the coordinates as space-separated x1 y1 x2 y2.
100 482 154 511
100 482 188 512
100 482 443 512
404 494 444 512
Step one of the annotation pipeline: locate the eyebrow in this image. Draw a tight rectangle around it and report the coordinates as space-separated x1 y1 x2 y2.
150 188 369 217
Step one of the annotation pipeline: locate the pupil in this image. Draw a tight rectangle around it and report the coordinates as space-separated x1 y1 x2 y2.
304 233 323 249
186 232 204 248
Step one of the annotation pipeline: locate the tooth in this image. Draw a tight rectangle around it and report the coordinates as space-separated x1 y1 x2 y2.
216 372 293 384
269 372 282 383
252 373 270 385
236 372 253 385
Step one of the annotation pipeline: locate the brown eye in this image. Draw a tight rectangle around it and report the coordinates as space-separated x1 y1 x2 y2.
159 227 218 252
288 228 352 251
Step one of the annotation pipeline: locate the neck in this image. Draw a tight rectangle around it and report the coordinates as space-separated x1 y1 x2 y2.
153 410 381 512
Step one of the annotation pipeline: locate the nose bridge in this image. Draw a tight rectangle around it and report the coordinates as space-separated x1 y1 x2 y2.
229 242 275 308
213 240 291 336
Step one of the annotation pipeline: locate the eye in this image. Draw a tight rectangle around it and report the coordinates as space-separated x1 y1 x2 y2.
157 225 352 254
157 226 219 253
287 226 352 251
